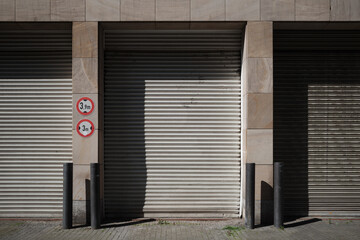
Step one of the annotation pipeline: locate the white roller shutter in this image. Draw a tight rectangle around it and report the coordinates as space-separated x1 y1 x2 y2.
0 26 72 218
274 30 360 217
104 30 242 218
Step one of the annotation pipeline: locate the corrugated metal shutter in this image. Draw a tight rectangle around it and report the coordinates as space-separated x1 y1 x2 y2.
274 30 360 217
0 28 72 218
104 30 242 218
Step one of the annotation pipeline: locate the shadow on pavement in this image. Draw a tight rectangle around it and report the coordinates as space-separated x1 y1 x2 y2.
284 218 322 228
71 224 90 229
101 218 156 228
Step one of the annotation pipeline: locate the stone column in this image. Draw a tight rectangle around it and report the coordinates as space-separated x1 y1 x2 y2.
72 22 100 224
242 22 273 225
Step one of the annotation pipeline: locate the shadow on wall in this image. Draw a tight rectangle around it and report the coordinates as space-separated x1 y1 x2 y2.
274 28 360 219
260 181 274 226
274 35 310 220
103 65 147 220
85 179 90 225
73 179 91 227
254 181 273 228
274 62 310 220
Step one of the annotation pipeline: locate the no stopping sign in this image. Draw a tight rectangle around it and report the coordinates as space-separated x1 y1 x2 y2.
76 119 95 137
76 97 94 115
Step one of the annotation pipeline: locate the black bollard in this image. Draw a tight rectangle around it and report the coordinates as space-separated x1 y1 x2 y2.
245 163 255 229
274 162 284 228
90 163 100 229
63 163 73 229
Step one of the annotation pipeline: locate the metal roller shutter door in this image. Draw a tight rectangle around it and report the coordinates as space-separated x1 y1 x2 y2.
0 28 72 218
274 30 360 217
104 30 242 218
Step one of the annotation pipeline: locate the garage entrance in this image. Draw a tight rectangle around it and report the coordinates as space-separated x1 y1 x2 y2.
103 25 243 218
274 28 360 217
0 23 72 218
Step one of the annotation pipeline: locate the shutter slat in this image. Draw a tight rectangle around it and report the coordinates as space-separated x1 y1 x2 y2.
0 28 72 218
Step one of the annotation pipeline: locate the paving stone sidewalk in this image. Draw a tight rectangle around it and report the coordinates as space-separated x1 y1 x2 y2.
0 218 359 240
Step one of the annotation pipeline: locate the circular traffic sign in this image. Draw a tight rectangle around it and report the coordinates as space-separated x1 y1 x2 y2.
76 97 94 115
76 119 95 137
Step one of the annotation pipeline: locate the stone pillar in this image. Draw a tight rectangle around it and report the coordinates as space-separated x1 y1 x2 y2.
242 22 273 225
72 22 100 224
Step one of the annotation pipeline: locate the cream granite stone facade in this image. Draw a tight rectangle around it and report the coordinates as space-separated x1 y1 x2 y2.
242 21 274 225
0 0 359 224
0 0 357 22
72 22 100 224
0 0 15 21
121 0 155 21
51 0 86 21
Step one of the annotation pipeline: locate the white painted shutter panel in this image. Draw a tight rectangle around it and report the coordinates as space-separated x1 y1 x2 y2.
104 30 242 218
0 26 72 218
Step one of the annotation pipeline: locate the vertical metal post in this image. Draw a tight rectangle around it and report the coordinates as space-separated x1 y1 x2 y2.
63 163 73 229
91 163 100 229
245 163 255 229
274 162 284 228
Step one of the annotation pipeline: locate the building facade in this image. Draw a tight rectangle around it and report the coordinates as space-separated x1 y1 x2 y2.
0 0 359 224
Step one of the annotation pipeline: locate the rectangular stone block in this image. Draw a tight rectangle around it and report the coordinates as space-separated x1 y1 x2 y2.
51 0 85 21
73 58 98 94
156 22 190 30
255 164 273 201
247 129 273 164
0 0 15 21
86 0 120 21
191 0 225 21
247 94 273 129
121 0 155 21
296 0 330 21
73 94 99 130
16 0 51 21
73 164 91 201
190 22 244 30
156 0 190 21
73 22 98 58
331 0 360 21
247 22 273 58
226 0 260 21
247 58 273 93
261 0 295 21
73 130 99 165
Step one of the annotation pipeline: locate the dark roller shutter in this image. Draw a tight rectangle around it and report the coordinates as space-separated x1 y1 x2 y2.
274 30 360 217
0 25 72 218
104 30 242 218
